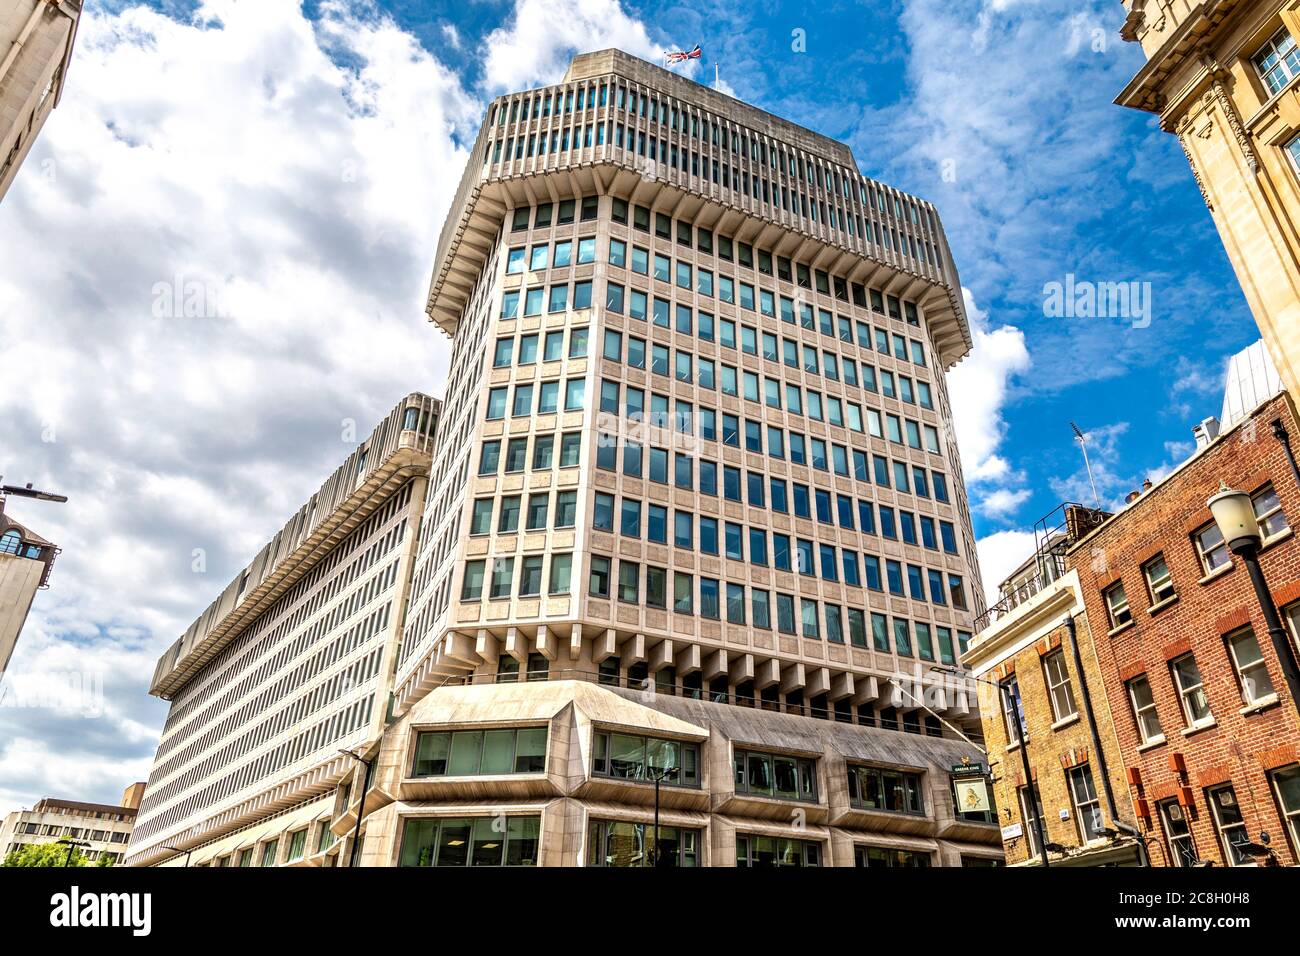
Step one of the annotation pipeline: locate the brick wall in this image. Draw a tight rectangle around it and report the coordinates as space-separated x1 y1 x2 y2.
1068 391 1300 866
981 614 1134 865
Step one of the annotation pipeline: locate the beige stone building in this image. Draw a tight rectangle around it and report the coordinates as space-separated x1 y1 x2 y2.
963 505 1144 866
367 49 995 868
1 782 143 866
0 0 80 203
130 49 1000 868
124 395 439 867
1118 0 1300 400
0 496 58 681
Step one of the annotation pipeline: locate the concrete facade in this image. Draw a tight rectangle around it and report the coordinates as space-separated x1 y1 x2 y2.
126 395 439 867
1118 0 1300 405
1 784 143 866
132 49 1000 868
0 0 80 202
363 49 995 867
351 680 1001 868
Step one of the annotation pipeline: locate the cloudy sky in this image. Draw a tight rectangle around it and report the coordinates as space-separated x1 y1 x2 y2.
0 0 1256 812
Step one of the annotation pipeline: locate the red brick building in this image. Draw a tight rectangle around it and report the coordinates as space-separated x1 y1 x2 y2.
1069 391 1300 866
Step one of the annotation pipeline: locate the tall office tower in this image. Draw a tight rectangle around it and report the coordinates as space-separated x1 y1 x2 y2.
125 395 439 867
359 51 999 868
0 495 58 681
1117 1 1300 400
0 0 80 202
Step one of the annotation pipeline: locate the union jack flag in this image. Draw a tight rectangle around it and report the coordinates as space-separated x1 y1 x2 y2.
666 44 701 64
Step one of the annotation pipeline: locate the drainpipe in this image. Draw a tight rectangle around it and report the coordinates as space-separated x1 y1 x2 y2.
1272 419 1300 489
1063 613 1148 866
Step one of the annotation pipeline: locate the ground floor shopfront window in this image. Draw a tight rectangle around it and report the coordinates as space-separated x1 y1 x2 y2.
398 815 540 866
735 834 821 867
587 820 699 866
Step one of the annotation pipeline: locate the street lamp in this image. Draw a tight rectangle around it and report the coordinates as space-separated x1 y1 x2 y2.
162 844 193 867
1207 482 1300 715
57 838 90 867
646 764 679 868
931 664 1049 867
338 748 373 869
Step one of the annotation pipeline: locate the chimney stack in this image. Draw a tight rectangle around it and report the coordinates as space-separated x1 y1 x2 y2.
1192 416 1221 449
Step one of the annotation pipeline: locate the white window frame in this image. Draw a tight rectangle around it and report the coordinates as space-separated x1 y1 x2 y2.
1271 765 1300 857
1019 787 1044 859
1253 26 1300 96
1226 628 1276 706
1143 553 1175 605
1103 581 1132 629
1000 675 1025 745
1127 675 1164 746
1288 134 1300 178
1066 764 1104 844
1159 799 1196 867
1170 653 1213 728
1193 523 1231 575
1207 785 1251 866
1042 649 1077 723
1252 485 1289 542
1287 601 1300 662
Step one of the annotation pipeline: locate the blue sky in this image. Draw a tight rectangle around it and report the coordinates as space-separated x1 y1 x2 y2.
0 0 1259 810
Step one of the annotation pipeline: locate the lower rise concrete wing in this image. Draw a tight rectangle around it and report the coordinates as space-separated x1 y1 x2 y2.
156 680 1001 868
126 395 440 866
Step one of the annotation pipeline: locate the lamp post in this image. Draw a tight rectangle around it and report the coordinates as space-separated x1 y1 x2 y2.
162 844 193 867
1207 482 1300 716
338 748 373 868
931 664 1048 867
57 838 89 867
646 764 678 868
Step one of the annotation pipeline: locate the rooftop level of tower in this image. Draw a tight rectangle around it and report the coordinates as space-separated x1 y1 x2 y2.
562 49 858 168
426 49 972 367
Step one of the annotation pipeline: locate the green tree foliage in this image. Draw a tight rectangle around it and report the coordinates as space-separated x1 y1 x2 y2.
2 841 94 867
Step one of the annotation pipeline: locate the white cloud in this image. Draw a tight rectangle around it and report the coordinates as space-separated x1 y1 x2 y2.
975 529 1038 606
977 487 1031 519
481 0 669 93
947 289 1031 514
0 0 476 811
0 0 684 816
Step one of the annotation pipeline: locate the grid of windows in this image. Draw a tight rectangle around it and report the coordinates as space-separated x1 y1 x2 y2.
1127 675 1164 746
854 845 930 867
1253 27 1300 96
1042 649 1077 723
591 731 701 787
490 76 945 274
733 749 818 802
398 815 540 867
846 765 924 814
586 820 699 867
1159 800 1197 867
411 727 547 777
735 834 821 867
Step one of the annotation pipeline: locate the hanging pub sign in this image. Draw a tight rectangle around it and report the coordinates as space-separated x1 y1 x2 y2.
954 776 992 814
